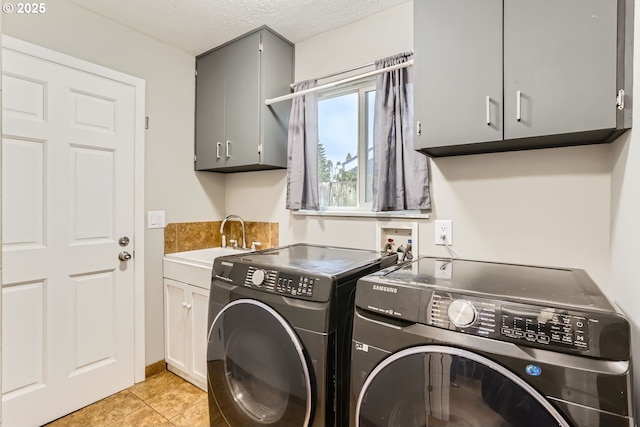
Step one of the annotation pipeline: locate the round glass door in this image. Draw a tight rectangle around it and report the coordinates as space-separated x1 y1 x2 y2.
208 299 312 426
356 345 571 427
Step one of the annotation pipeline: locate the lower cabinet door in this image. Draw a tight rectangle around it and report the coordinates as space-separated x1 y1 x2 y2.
189 286 210 386
164 278 209 390
164 279 189 372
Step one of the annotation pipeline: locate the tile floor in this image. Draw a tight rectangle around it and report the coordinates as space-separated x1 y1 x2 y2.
45 370 214 427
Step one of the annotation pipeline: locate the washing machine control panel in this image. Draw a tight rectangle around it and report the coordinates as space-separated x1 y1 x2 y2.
500 305 589 352
427 291 596 354
429 293 499 337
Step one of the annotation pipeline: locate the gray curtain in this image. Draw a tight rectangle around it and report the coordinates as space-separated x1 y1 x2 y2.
372 53 431 212
286 80 319 210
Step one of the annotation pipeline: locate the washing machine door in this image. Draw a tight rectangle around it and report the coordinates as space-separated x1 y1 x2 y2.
356 345 572 427
208 299 313 426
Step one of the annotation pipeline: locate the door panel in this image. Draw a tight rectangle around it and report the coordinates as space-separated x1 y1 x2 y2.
165 280 188 372
1 282 45 394
414 0 503 149
72 271 115 369
504 0 617 139
2 47 136 427
190 287 209 385
70 147 115 241
195 46 226 170
224 32 260 168
1 138 44 247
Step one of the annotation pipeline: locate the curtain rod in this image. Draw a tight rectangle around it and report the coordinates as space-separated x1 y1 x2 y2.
265 59 414 106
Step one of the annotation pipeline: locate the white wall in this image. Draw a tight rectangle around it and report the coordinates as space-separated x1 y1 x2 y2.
610 1 640 408
2 1 226 365
226 1 612 289
0 10 3 425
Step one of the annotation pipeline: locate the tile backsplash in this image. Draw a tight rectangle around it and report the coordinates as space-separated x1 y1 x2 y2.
164 220 279 254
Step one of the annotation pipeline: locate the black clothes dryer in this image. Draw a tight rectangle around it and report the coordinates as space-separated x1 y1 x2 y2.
207 244 397 427
350 257 634 427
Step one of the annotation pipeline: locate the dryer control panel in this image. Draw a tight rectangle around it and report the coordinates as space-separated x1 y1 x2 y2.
213 260 331 302
425 291 629 359
244 266 318 298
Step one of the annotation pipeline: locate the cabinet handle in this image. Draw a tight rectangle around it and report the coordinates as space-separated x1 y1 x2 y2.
216 142 222 160
226 141 231 159
485 96 491 125
516 90 522 122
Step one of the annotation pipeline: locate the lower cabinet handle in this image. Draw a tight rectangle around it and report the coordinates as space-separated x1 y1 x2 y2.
216 142 221 160
516 90 522 122
486 96 491 125
226 141 231 159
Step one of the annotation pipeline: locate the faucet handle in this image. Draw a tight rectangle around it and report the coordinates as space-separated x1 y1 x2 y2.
251 241 262 251
229 239 238 248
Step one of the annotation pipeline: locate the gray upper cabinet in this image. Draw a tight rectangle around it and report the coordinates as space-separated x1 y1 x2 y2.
195 27 294 172
414 0 633 157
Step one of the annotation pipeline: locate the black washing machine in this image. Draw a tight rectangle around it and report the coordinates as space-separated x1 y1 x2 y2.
350 257 634 427
207 243 397 427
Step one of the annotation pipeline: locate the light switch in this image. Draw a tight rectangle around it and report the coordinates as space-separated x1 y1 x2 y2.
147 210 166 229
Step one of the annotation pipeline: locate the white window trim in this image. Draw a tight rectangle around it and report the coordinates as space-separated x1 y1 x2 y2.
313 78 430 219
292 209 430 220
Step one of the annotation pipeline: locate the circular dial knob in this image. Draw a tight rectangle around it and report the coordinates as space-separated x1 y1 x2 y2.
447 299 476 328
251 269 266 287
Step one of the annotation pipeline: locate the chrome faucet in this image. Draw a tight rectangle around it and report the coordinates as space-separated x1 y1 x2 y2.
220 214 246 249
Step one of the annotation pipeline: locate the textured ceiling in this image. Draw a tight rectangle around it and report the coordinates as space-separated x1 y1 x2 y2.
67 0 411 55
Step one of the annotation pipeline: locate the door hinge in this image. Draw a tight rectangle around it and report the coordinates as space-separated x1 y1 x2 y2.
145 116 150 129
194 155 197 162
258 144 263 154
617 90 625 110
195 69 198 77
259 40 263 52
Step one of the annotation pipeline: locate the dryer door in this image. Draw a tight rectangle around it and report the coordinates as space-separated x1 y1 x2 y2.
356 345 571 427
208 299 312 426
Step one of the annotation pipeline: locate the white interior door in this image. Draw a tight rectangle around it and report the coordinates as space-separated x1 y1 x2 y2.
2 43 138 426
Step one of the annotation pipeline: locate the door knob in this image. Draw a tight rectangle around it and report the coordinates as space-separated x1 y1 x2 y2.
118 251 132 261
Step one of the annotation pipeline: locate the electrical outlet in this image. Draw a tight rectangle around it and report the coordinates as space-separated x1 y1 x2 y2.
434 220 453 245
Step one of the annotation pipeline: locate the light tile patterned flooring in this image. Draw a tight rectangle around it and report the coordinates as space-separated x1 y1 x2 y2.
45 370 209 427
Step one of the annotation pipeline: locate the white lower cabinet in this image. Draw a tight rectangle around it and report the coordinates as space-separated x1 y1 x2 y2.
164 278 209 390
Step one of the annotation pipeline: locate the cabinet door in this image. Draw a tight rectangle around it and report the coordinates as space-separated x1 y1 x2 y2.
504 0 618 140
224 31 261 168
189 286 209 386
196 47 227 170
164 279 188 372
260 29 294 169
413 0 503 150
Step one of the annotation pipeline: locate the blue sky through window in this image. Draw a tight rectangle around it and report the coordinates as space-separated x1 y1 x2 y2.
318 93 358 166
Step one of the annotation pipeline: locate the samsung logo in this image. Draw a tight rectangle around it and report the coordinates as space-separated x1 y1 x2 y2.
221 261 234 267
373 285 397 294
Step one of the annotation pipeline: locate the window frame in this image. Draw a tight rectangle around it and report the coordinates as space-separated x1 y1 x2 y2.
295 79 430 219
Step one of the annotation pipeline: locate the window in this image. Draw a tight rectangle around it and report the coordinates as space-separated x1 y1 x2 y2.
317 81 375 210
